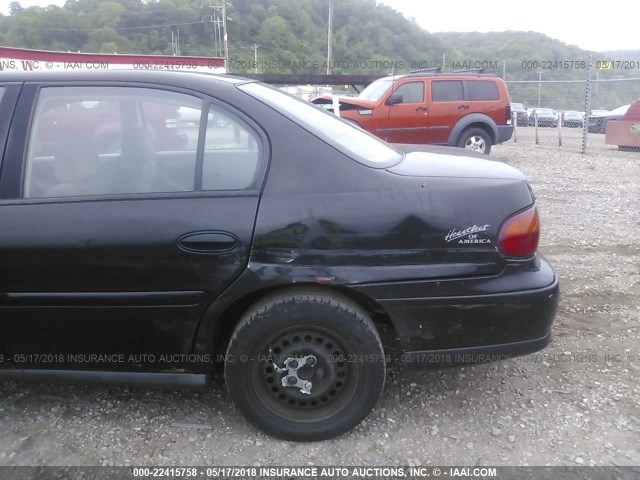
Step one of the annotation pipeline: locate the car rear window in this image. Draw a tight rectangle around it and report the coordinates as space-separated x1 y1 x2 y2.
431 81 464 102
240 82 403 168
23 86 262 199
467 81 500 101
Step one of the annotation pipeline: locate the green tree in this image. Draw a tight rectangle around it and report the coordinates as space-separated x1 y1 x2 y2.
9 2 23 16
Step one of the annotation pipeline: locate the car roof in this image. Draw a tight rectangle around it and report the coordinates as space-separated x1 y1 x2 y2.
609 104 630 115
378 72 503 82
0 69 254 86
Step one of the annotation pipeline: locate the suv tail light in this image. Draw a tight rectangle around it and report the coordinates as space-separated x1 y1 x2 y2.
505 103 512 124
498 206 540 257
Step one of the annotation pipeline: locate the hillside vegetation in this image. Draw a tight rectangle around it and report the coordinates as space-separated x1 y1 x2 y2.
1 0 638 109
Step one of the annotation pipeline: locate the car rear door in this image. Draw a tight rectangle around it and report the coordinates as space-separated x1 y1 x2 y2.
426 79 465 144
0 83 21 369
0 82 265 373
467 80 503 124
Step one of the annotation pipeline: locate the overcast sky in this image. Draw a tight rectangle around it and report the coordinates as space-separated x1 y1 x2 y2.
3 0 638 52
378 0 636 51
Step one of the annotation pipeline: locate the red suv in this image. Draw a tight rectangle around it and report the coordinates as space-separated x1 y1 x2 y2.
313 72 513 154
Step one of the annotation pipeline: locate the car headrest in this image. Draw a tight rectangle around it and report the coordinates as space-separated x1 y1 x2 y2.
53 134 99 183
120 125 155 163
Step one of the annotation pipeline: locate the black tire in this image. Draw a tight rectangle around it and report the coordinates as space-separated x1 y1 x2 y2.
457 127 492 155
224 289 386 441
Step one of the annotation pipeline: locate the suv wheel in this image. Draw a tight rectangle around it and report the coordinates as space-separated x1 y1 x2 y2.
224 289 386 441
458 128 491 154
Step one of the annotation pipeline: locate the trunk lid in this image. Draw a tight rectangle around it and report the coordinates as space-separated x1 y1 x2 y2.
378 145 535 278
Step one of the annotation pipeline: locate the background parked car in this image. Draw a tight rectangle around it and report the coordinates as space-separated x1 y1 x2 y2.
528 108 557 127
562 110 584 128
588 104 630 133
511 102 528 127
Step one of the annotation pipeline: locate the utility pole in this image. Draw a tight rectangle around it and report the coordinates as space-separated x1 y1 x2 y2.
537 71 542 107
502 60 506 79
326 0 333 75
251 44 260 74
582 54 593 155
208 2 230 70
222 0 229 71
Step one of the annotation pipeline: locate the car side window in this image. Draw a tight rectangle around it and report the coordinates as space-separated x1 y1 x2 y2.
392 82 424 104
0 87 5 102
202 105 261 191
24 86 203 199
467 81 500 101
431 80 464 102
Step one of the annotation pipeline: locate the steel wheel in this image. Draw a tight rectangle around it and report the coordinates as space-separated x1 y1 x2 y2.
252 327 356 422
225 289 386 440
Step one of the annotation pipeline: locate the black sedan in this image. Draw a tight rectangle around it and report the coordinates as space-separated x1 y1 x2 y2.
0 71 558 441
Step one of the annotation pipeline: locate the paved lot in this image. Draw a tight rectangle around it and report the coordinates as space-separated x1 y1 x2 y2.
0 136 638 467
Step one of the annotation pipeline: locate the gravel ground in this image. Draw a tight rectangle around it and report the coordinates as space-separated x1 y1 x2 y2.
0 129 638 467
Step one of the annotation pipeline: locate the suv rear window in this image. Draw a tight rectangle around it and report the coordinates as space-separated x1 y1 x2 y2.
468 81 500 101
432 81 464 102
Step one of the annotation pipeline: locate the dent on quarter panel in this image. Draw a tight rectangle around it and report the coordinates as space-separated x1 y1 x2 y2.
251 176 532 284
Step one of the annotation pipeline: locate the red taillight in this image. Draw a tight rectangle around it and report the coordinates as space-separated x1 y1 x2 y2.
498 206 540 257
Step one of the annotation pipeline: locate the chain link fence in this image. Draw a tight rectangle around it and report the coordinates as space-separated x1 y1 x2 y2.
506 58 640 154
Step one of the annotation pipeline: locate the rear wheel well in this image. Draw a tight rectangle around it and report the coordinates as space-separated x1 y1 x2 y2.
210 284 399 361
459 122 495 144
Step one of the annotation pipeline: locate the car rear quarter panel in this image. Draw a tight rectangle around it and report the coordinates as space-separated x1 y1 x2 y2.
190 90 539 352
192 121 545 357
242 104 534 282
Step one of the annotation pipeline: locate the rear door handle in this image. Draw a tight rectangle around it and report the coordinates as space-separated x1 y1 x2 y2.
178 231 239 253
415 106 428 112
457 105 470 110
